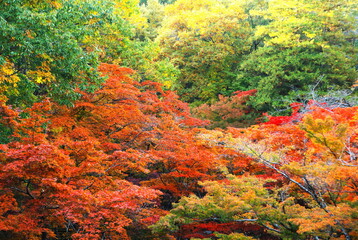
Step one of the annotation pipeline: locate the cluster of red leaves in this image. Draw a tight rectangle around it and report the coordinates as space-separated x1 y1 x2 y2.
263 102 303 125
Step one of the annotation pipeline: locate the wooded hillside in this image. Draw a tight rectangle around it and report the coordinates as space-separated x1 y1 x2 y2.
0 0 357 239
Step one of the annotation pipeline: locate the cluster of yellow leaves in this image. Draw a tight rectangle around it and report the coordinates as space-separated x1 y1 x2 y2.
254 0 357 48
286 203 358 237
0 60 20 101
162 0 248 41
23 0 62 9
300 108 358 186
114 0 146 27
303 115 348 149
27 61 55 84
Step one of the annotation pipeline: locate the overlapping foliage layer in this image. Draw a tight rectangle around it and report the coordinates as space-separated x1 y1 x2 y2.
0 0 357 239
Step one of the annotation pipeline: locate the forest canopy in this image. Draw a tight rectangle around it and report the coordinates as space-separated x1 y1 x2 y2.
0 0 357 239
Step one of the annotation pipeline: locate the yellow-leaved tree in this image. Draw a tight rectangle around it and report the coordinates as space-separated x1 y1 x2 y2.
155 0 255 104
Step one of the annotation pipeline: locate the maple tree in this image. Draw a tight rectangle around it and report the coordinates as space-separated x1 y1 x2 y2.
0 64 181 239
153 104 358 239
0 65 160 239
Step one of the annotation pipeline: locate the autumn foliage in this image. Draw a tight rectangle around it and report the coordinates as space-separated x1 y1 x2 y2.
152 104 357 239
0 60 357 240
0 64 214 239
1 0 357 239
193 89 258 128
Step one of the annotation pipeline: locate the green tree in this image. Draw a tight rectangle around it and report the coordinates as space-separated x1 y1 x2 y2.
119 0 180 88
0 0 134 107
237 0 357 112
139 0 166 40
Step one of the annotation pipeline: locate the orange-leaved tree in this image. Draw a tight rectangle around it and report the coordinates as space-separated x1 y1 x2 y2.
0 66 162 239
0 63 235 239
